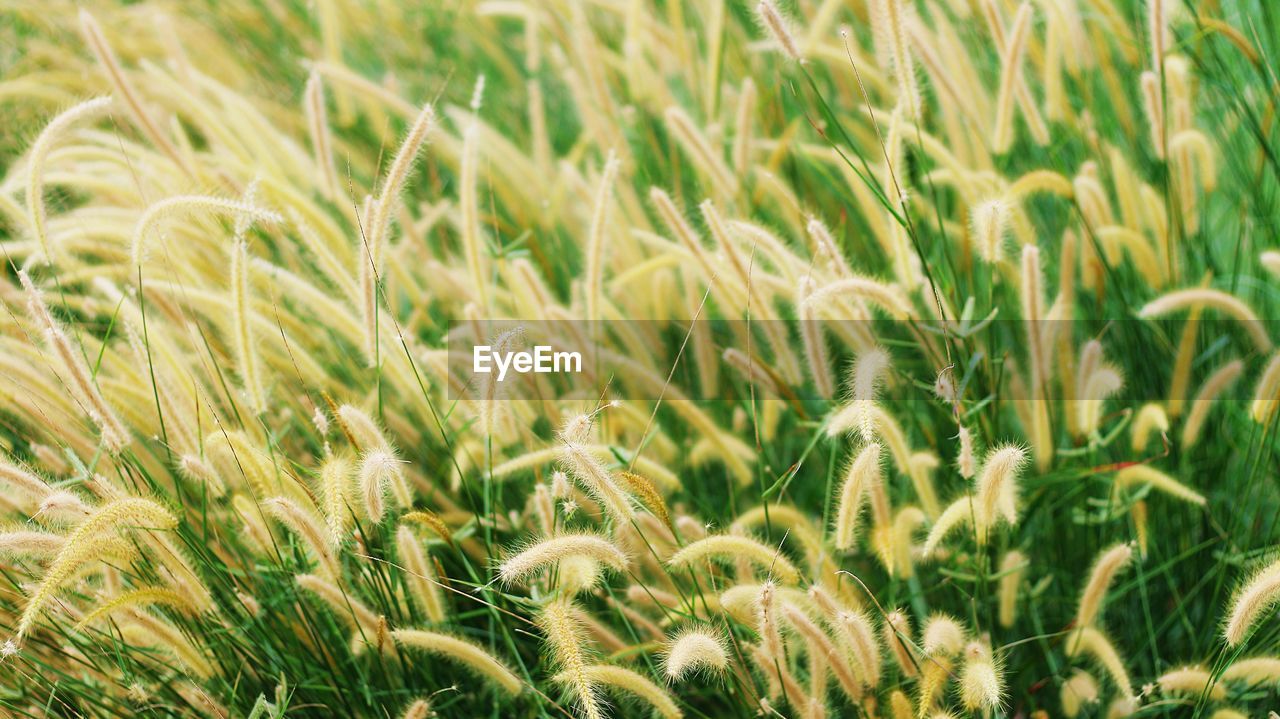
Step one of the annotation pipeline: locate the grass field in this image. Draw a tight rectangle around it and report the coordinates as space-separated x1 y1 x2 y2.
1 0 1280 716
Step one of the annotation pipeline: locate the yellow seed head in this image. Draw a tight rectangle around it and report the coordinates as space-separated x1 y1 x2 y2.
833 443 883 550
756 1 803 63
1061 670 1099 717
921 614 966 656
499 533 627 586
1224 556 1280 646
971 199 1011 263
394 630 522 694
960 642 1004 711
883 610 917 678
663 626 729 681
1077 543 1134 628
998 550 1027 628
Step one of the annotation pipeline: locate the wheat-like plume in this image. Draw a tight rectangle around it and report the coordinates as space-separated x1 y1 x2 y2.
1222 657 1280 685
584 151 620 323
1139 288 1271 352
393 629 523 694
459 122 488 310
539 598 603 719
883 610 918 678
25 96 115 263
756 1 803 64
74 587 198 631
1060 669 1099 717
304 71 337 199
992 4 1034 153
921 614 966 658
974 445 1027 535
1157 665 1225 700
264 497 339 578
15 497 177 642
558 414 635 525
1065 626 1133 698
130 195 282 266
1182 360 1244 447
400 699 431 719
782 601 862 702
1223 556 1280 646
833 443 882 550
1076 543 1133 628
78 11 188 175
667 534 800 584
662 626 729 681
565 664 683 719
396 525 446 623
499 533 628 585
0 530 65 558
829 348 892 443
1112 465 1205 505
1130 403 1170 451
1251 352 1280 423
971 199 1011 263
998 550 1026 628
21 271 131 451
959 641 1003 711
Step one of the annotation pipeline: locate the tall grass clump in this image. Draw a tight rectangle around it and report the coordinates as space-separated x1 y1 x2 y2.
0 0 1278 717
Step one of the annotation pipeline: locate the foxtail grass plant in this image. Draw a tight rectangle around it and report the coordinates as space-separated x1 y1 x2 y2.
1 0 1279 717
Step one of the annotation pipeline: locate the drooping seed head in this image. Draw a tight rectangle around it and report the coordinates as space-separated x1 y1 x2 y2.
662 626 730 681
1224 556 1280 646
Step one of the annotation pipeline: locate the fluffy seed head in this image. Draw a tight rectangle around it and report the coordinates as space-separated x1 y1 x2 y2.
957 426 977 479
1061 670 1099 717
833 443 883 550
400 699 431 719
921 614 966 656
975 445 1027 533
1113 465 1205 505
1157 665 1225 700
971 199 1011 263
1251 352 1280 423
538 598 603 719
756 581 783 659
960 642 1003 710
998 550 1027 628
663 626 729 680
1131 404 1170 451
359 450 405 522
1065 626 1133 698
883 610 917 677
499 534 628 585
1139 288 1271 352
1224 556 1280 646
567 664 682 719
756 1 803 62
667 534 800 584
393 630 522 695
1077 543 1134 628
